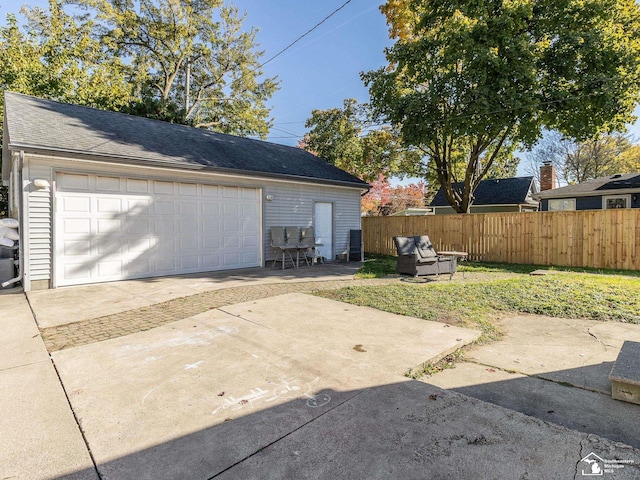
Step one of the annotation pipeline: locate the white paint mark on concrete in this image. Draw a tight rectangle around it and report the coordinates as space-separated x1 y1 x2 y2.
184 361 204 370
118 326 239 357
211 377 328 415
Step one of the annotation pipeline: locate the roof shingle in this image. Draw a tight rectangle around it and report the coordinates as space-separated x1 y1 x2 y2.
3 92 369 188
430 176 536 206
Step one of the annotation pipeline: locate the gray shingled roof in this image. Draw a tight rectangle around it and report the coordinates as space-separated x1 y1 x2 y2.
2 92 369 189
534 173 640 199
430 176 537 206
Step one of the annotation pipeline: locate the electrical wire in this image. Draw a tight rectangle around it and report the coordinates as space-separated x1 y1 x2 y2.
258 0 353 68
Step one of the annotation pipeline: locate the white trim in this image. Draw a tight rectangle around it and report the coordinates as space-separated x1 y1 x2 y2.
535 188 640 200
21 153 30 291
602 194 631 209
20 152 366 193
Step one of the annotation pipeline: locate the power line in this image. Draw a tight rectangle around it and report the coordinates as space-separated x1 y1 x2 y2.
259 0 353 68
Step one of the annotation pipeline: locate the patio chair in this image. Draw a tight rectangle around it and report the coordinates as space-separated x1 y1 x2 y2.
348 229 364 262
393 235 456 279
271 226 297 269
298 227 315 266
285 226 301 267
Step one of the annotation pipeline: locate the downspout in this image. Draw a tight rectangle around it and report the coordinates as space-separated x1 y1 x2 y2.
1 151 24 288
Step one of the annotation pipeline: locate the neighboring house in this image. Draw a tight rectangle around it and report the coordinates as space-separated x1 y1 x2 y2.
389 207 434 216
534 172 640 211
429 176 539 214
1 92 369 291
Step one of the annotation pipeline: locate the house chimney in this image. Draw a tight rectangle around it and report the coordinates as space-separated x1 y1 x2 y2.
540 161 556 191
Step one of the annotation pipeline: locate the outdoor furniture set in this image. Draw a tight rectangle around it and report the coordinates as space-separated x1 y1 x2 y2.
393 235 467 280
270 226 321 269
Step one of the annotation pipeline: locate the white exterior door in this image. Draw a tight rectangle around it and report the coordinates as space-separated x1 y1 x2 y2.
55 173 261 286
314 202 333 261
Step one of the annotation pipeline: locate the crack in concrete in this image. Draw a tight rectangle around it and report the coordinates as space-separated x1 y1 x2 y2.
574 439 586 480
586 328 615 350
464 359 611 396
216 307 273 330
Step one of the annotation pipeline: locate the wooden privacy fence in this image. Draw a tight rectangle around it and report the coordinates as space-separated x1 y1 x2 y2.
362 209 640 271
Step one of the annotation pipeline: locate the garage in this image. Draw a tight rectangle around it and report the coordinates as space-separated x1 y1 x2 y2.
3 92 368 291
55 173 261 286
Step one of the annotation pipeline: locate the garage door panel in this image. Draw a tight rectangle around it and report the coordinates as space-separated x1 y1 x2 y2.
96 176 121 191
97 260 123 277
223 253 240 266
63 196 91 212
97 197 123 214
223 219 239 232
97 219 121 234
243 252 259 264
223 203 239 216
155 218 176 234
127 179 149 193
56 173 260 286
155 257 177 272
180 237 199 251
222 186 238 198
179 219 198 233
180 202 198 216
202 255 220 268
63 218 91 234
60 173 90 190
154 181 174 195
155 201 176 215
125 219 151 235
127 238 153 253
202 185 219 197
64 240 91 256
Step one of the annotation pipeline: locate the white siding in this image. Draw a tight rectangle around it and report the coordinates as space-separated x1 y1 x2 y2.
25 160 53 282
22 153 364 289
262 183 362 261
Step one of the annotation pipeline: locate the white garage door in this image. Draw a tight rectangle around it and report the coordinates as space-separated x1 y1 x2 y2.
55 173 261 286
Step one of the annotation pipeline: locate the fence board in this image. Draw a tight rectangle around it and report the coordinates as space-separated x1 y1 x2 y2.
362 210 640 271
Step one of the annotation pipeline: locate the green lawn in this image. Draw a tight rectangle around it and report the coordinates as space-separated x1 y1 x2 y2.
319 257 640 344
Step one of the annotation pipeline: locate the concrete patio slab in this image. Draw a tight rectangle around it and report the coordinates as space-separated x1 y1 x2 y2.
221 293 478 379
217 380 640 480
0 290 49 370
28 263 362 328
466 314 640 394
428 361 640 448
51 294 479 479
0 292 97 480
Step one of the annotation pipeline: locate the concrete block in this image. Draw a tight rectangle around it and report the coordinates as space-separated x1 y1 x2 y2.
610 341 640 405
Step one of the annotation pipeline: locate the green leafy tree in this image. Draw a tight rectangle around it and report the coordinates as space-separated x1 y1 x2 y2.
0 1 132 173
73 0 279 137
302 99 423 183
363 0 640 212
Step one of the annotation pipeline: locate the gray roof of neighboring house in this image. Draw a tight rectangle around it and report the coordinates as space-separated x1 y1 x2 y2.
430 176 537 207
2 92 369 189
534 173 640 199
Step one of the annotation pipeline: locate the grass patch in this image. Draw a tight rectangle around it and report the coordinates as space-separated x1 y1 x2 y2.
405 349 465 380
355 254 398 279
356 256 640 278
318 272 640 343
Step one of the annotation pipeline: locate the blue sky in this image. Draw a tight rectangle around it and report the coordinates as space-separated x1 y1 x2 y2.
2 0 639 181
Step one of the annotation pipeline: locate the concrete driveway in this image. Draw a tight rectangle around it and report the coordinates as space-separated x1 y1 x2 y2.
50 293 479 479
4 271 640 479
